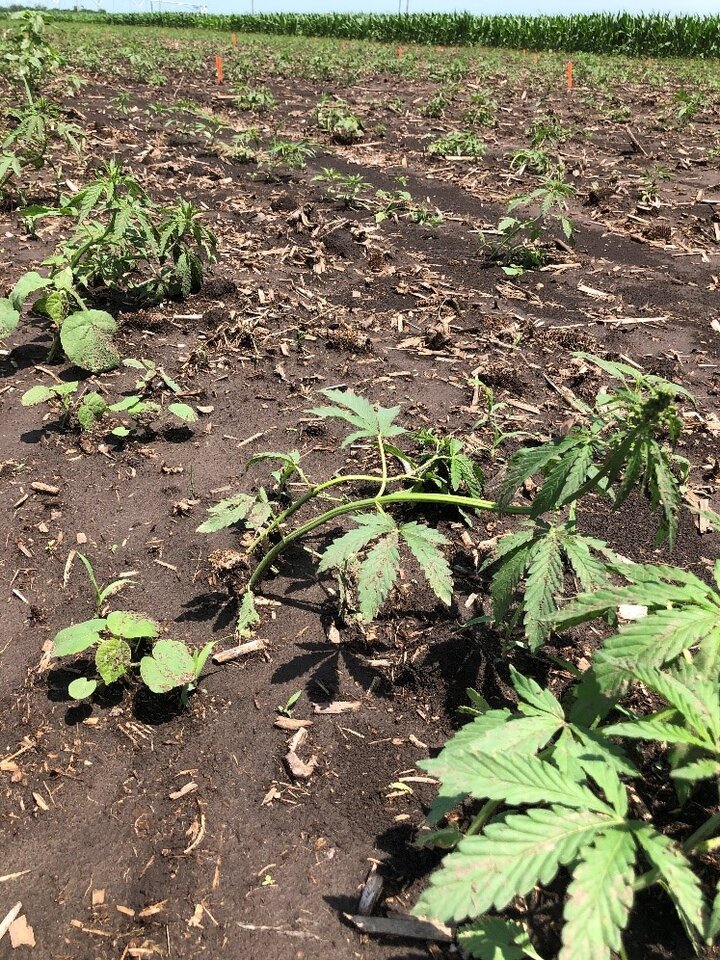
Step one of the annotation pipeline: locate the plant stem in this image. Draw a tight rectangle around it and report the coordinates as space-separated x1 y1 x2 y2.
466 799 501 835
246 490 531 592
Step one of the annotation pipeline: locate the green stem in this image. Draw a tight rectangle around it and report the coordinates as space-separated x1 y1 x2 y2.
246 490 530 592
466 800 501 836
244 473 399 555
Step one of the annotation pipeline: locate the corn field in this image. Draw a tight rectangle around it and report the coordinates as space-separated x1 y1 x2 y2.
41 11 720 58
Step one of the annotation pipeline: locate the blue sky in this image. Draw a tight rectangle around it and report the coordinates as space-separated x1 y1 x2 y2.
9 0 720 16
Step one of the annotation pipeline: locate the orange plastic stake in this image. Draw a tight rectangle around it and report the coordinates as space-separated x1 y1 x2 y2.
231 33 238 46
215 55 224 84
533 51 539 64
397 46 403 59
566 61 573 90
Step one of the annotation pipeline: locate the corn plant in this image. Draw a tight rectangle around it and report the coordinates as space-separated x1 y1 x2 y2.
414 662 720 959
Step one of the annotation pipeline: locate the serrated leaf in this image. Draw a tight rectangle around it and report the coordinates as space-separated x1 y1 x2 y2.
634 825 705 937
523 532 564 650
68 676 98 700
197 492 271 534
430 750 610 812
560 827 636 960
236 590 260 637
671 759 720 783
511 666 565 720
459 918 543 960
317 512 396 573
310 388 405 446
400 521 452 606
423 714 563 793
95 636 131 684
356 531 400 620
414 806 608 923
105 610 158 640
604 716 711 748
52 618 107 657
140 639 195 693
487 528 536 622
60 309 119 372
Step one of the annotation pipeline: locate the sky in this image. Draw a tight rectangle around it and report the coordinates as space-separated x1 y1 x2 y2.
6 0 720 16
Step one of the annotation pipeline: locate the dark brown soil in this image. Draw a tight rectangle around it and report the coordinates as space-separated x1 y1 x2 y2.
1 26 719 960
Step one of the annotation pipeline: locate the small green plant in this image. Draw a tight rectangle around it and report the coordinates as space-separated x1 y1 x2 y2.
51 610 213 704
278 690 302 717
71 552 135 614
462 90 497 127
507 147 554 176
528 114 573 146
51 610 159 700
197 389 526 637
109 92 131 115
262 137 316 172
316 95 364 143
234 84 277 113
499 354 692 547
486 172 575 272
225 128 262 163
427 131 485 160
1 267 119 372
674 89 705 125
313 167 371 207
1 11 62 93
482 517 612 650
21 376 197 436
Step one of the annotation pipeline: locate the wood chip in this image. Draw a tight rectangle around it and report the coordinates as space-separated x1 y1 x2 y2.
169 781 197 800
91 889 105 906
30 482 60 495
139 901 167 918
274 717 313 731
285 750 318 780
9 913 35 948
313 701 361 714
213 638 266 663
32 792 49 811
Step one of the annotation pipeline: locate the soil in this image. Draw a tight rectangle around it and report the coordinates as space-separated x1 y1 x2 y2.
1 25 719 960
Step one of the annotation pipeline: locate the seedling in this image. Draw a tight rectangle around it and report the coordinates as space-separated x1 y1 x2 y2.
278 690 302 717
316 95 364 143
427 131 485 160
313 168 371 207
70 551 135 613
234 84 277 113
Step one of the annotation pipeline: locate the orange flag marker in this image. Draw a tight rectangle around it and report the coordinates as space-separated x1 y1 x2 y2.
231 33 238 46
215 55 224 84
566 61 574 90
397 46 404 59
